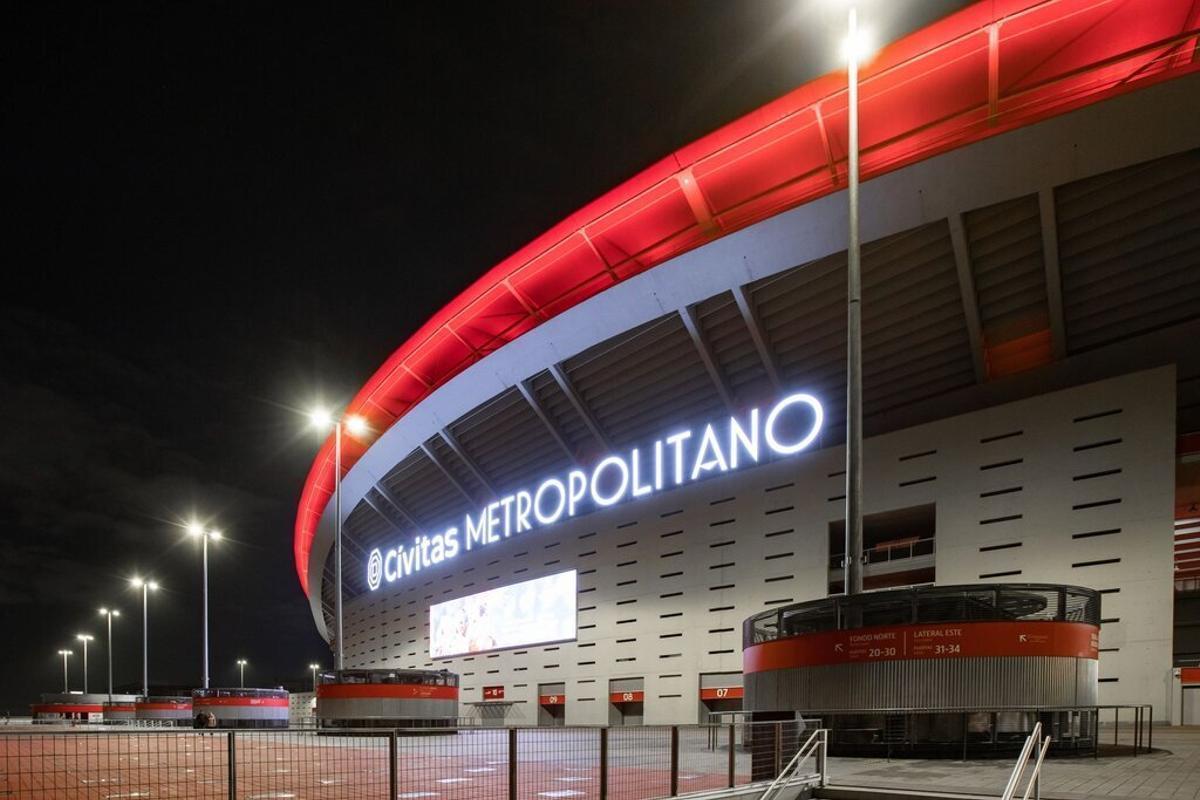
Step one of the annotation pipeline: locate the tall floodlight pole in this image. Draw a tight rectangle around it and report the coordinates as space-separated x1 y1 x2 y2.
75 634 94 694
309 663 319 693
236 659 247 688
98 608 121 701
187 523 222 689
131 578 158 697
843 2 866 597
308 409 368 672
57 650 73 693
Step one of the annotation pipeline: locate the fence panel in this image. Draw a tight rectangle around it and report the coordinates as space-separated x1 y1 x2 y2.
606 726 671 800
516 726 600 800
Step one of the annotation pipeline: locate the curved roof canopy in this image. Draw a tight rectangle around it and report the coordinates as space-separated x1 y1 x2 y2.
296 0 1200 594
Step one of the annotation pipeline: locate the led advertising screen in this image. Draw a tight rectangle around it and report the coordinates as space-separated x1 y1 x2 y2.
430 570 577 658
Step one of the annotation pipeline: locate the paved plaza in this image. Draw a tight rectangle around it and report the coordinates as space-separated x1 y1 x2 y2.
828 725 1200 800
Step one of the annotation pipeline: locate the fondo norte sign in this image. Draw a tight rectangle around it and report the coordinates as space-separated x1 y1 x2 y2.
366 392 823 591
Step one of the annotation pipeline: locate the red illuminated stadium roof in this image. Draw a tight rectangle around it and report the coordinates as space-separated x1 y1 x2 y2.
296 0 1200 595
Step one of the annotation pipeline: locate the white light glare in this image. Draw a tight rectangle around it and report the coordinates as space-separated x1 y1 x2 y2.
841 30 875 66
308 407 334 430
344 414 368 437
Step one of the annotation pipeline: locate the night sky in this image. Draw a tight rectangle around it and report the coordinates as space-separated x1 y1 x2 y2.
1 1 969 711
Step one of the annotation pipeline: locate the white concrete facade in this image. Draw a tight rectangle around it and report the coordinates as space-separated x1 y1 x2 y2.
343 366 1176 721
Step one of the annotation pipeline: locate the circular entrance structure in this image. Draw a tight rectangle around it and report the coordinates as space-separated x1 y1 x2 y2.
742 583 1100 756
316 669 459 730
134 695 193 726
191 688 289 729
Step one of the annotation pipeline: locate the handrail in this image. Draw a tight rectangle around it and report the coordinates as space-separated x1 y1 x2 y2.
759 727 827 800
1001 721 1051 800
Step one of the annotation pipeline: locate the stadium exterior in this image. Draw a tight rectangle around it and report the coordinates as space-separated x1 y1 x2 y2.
297 0 1200 727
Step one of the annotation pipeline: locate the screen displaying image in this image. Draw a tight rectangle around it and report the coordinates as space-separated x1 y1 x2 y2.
429 569 577 658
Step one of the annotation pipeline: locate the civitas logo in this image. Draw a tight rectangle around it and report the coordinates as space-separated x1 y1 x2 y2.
366 548 383 591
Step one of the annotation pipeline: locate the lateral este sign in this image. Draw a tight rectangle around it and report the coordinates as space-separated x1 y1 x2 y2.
365 392 824 591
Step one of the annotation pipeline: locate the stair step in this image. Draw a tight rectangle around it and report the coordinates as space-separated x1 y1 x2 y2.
816 786 999 800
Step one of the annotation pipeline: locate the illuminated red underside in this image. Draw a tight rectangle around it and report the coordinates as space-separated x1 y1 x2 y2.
295 0 1200 594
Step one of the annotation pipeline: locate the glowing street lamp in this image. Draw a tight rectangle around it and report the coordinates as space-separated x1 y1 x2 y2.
187 522 223 689
57 649 73 693
130 577 158 697
98 608 121 701
307 408 369 672
309 663 320 693
75 634 94 694
236 659 247 689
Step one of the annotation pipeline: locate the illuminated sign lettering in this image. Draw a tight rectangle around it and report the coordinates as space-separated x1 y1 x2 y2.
366 392 822 591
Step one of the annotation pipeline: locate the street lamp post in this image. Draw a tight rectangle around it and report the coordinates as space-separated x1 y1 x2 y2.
308 409 367 673
187 523 222 689
131 577 158 697
57 650 73 693
236 659 247 689
840 1 868 598
75 634 94 694
98 608 120 702
309 663 319 693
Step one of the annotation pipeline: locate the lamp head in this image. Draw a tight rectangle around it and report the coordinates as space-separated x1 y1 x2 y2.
344 414 368 437
308 407 334 430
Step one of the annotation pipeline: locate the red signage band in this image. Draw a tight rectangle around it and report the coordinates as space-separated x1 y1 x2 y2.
317 683 458 701
483 686 505 700
700 687 744 701
192 697 288 708
609 691 644 704
538 694 564 705
744 620 1099 674
1181 667 1200 686
31 704 104 714
135 702 193 711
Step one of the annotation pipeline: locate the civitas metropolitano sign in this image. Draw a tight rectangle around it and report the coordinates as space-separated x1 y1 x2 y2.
365 392 824 591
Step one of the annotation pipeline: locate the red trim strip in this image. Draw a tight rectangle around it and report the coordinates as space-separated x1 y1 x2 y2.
31 704 104 714
538 694 564 705
293 0 1200 595
700 687 744 701
316 684 458 701
192 697 289 708
135 702 193 711
744 621 1099 673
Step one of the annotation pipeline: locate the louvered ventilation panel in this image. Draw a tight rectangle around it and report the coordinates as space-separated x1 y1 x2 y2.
425 433 487 500
379 448 473 530
344 497 396 552
529 369 596 458
751 250 847 430
448 387 572 494
694 292 773 408
1058 148 1200 353
862 220 975 415
562 313 725 447
964 193 1053 378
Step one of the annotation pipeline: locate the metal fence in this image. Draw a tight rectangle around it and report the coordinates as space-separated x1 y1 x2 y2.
0 721 826 799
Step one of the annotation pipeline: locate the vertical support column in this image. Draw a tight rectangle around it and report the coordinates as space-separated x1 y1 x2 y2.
1114 707 1119 748
670 726 679 796
816 729 827 787
727 724 735 788
226 731 236 800
1148 706 1153 752
773 722 782 777
508 727 518 800
389 730 398 800
600 727 609 800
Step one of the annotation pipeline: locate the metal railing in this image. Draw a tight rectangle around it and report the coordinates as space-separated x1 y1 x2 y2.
0 721 826 799
758 728 827 800
828 537 936 570
1001 721 1050 800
